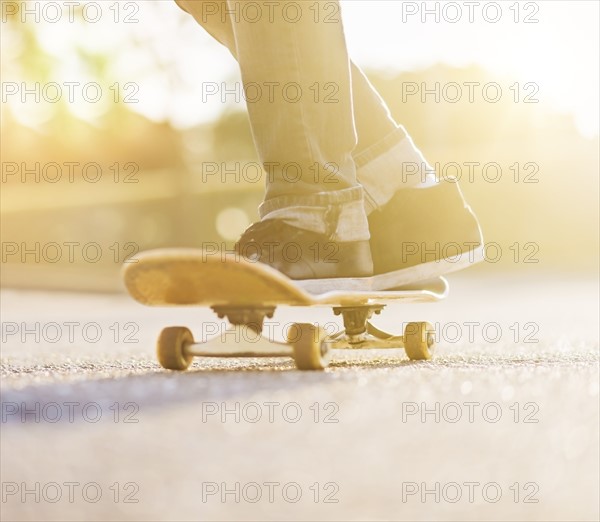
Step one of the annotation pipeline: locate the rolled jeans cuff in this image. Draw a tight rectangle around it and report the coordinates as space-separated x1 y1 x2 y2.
259 186 370 242
355 125 437 213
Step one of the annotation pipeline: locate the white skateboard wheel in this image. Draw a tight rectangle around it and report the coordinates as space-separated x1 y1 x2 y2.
157 326 194 370
404 322 435 360
288 323 330 370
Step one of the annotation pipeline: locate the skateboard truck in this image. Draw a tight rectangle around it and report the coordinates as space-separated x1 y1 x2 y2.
211 306 275 334
157 322 329 371
328 305 435 353
332 304 384 340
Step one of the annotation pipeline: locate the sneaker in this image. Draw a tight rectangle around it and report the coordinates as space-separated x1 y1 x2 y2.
234 219 373 281
367 178 484 289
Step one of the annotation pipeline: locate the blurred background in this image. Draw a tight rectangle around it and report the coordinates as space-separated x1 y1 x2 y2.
1 0 598 291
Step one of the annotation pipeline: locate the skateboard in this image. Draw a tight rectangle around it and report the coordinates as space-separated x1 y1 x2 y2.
123 248 448 371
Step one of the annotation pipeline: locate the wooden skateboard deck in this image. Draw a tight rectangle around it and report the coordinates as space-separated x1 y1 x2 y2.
123 248 448 371
123 248 448 307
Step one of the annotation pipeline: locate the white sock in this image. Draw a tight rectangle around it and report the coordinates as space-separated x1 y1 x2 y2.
358 135 439 213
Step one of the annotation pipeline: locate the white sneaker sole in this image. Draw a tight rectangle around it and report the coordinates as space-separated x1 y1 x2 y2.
296 245 485 294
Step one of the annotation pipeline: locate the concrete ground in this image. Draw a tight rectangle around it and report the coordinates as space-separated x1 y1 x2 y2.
1 272 598 522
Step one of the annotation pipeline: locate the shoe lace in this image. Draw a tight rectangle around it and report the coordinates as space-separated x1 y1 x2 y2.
234 220 280 253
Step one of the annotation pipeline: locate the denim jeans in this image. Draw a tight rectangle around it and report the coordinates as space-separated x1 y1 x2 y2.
175 0 435 241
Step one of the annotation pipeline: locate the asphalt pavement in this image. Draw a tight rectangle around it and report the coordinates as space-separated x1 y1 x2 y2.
1 272 598 521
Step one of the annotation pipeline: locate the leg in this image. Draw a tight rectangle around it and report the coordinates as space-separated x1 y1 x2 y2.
175 0 368 238
175 1 431 206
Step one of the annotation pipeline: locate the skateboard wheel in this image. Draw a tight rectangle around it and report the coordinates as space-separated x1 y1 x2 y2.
288 323 330 371
404 322 435 360
157 327 194 370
